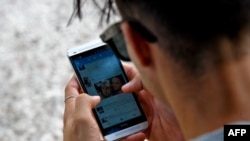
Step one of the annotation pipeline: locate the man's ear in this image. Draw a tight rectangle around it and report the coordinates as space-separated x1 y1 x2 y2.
121 22 152 67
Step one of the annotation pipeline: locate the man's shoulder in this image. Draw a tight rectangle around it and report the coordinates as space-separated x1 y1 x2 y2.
190 127 223 141
190 121 250 141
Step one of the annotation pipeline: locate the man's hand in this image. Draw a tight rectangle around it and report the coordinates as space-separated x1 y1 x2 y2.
63 76 103 141
63 63 185 141
121 63 185 141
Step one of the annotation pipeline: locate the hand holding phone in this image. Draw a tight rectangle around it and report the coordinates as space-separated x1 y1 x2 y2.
66 39 148 141
64 77 103 141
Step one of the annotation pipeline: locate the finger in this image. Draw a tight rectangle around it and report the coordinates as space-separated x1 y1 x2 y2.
122 62 143 93
74 94 101 137
122 62 138 80
74 94 101 122
64 75 80 121
65 75 81 97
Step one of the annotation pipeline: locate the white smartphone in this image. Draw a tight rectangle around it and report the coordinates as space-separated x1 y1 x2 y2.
67 39 148 141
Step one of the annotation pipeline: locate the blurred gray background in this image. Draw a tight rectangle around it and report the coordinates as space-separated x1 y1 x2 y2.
0 0 119 140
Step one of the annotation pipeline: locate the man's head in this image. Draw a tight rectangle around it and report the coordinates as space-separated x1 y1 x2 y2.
116 0 250 71
72 0 250 72
71 0 250 103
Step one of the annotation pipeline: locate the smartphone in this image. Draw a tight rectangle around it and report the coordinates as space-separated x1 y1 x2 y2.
67 39 148 141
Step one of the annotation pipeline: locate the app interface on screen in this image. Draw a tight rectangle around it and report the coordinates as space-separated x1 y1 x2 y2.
72 47 142 129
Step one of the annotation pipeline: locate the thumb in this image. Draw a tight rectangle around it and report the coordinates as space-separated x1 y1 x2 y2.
75 94 101 113
90 95 101 108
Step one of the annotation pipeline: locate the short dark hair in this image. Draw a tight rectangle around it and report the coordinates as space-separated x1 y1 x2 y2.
71 0 250 74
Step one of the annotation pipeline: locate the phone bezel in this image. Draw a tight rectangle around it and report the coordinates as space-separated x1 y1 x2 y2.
67 39 148 140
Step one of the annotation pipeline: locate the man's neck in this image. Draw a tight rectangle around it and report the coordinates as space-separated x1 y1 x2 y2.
167 45 250 139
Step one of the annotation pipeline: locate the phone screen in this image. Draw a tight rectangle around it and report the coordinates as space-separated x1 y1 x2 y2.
69 45 147 136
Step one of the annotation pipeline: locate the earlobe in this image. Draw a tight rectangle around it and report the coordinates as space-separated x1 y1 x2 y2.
121 22 152 66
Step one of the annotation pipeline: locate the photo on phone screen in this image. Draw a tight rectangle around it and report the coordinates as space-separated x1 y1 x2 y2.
67 40 148 140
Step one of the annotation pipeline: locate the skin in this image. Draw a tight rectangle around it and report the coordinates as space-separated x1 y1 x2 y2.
120 22 250 139
63 1 250 141
64 76 101 141
63 21 250 141
64 64 184 141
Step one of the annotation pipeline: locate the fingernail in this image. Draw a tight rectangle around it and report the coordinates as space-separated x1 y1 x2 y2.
92 95 100 100
122 82 130 92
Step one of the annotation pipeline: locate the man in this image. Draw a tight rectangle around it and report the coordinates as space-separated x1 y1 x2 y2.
63 0 250 140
